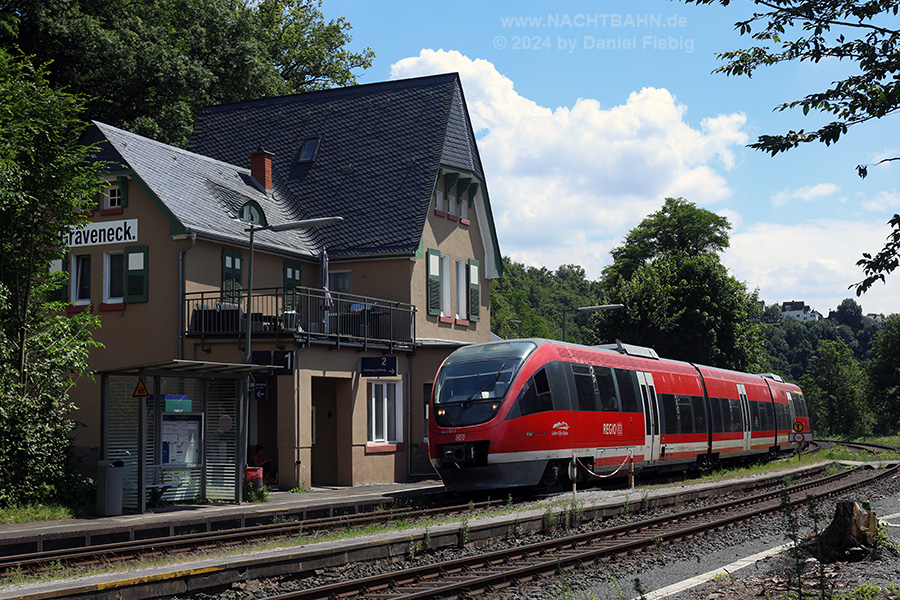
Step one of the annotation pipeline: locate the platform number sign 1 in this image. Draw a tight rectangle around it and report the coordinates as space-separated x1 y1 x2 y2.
360 356 398 377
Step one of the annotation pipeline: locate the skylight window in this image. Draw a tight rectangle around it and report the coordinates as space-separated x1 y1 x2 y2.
298 138 320 163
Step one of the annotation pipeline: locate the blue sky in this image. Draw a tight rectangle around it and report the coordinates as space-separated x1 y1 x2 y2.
324 0 900 316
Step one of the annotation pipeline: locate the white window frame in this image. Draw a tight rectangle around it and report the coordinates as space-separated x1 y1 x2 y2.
440 253 451 317
103 251 124 304
447 194 456 217
434 190 444 212
105 184 122 209
460 196 468 221
455 258 467 320
71 254 91 305
368 381 402 444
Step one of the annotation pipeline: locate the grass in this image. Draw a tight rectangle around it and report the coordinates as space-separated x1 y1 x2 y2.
0 503 74 524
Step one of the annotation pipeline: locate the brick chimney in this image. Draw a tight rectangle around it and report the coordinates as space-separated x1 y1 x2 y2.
250 148 274 191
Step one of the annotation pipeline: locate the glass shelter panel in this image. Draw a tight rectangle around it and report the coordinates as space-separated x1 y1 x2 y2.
107 376 145 511
206 379 239 502
102 370 243 512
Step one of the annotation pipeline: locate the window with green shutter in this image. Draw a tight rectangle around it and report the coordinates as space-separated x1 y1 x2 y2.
123 245 148 302
426 248 441 316
283 261 302 311
116 175 129 207
48 256 68 302
467 258 480 322
221 249 242 304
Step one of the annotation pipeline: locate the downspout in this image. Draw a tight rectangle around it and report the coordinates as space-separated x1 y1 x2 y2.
177 231 197 360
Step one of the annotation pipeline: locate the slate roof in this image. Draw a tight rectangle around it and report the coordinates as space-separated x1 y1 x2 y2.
186 73 493 259
85 73 499 265
88 122 321 255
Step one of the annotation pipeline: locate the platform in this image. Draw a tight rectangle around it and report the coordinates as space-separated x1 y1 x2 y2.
0 480 445 556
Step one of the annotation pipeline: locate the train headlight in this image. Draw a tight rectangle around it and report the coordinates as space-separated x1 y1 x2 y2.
437 409 446 417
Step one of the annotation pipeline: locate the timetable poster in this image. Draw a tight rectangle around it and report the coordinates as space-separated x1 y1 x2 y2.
161 413 202 465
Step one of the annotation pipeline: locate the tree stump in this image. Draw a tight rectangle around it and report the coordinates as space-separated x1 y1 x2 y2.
816 501 878 561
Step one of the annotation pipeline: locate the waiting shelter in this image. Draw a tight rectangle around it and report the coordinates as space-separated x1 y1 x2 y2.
98 360 272 513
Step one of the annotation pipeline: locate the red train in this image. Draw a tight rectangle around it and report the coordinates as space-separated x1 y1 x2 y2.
429 339 811 492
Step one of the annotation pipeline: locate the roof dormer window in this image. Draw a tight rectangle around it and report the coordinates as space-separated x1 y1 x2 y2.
238 200 266 226
298 138 320 163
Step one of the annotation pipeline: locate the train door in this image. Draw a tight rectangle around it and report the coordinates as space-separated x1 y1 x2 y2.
737 384 751 452
637 372 661 462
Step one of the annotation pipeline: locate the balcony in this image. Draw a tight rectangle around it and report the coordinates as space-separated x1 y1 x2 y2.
184 286 416 351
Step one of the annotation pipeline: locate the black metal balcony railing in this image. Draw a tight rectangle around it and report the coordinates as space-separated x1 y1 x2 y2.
184 286 416 350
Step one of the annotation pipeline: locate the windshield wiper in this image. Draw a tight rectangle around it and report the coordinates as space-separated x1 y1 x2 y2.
462 363 505 409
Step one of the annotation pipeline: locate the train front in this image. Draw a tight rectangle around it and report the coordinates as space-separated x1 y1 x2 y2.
429 340 544 492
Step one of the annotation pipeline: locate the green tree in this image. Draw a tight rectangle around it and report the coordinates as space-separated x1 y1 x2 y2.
867 314 900 434
1 0 374 147
596 252 764 371
603 197 731 284
832 298 865 330
0 49 101 507
596 198 763 370
682 0 900 294
800 339 868 437
489 257 601 344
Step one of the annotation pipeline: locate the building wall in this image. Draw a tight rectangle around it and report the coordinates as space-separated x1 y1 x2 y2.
74 170 490 491
69 177 186 449
413 172 492 344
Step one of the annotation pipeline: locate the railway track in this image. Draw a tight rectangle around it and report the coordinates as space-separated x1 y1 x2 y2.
817 439 899 457
260 464 898 600
0 497 504 576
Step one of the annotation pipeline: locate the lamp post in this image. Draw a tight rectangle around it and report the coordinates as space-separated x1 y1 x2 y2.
562 304 625 342
244 216 343 363
509 319 522 339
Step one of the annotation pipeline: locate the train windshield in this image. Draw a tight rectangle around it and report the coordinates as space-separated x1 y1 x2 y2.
433 341 536 428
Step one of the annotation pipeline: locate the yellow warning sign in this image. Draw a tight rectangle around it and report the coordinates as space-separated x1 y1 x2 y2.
793 422 804 433
132 378 150 398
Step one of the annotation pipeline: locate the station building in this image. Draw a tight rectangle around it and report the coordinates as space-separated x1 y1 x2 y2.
64 73 501 506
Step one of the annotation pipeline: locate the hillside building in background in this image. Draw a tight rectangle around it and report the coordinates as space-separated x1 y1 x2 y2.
65 74 501 508
780 301 822 322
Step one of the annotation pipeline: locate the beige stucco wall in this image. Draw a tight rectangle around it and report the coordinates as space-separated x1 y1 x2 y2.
413 172 493 344
68 177 188 449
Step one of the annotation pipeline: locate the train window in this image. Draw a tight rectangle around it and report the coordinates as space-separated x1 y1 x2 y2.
593 366 620 412
749 402 761 431
661 394 678 434
677 396 695 434
709 398 723 433
691 396 707 433
518 368 554 416
573 365 599 412
615 369 640 413
727 398 743 432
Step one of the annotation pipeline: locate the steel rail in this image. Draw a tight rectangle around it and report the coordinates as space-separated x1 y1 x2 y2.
262 465 897 600
0 498 503 576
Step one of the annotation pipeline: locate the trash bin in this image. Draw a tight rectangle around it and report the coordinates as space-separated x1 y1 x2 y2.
245 466 263 491
97 459 125 516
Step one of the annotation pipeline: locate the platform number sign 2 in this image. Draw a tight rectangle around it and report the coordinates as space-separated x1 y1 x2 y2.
360 356 398 377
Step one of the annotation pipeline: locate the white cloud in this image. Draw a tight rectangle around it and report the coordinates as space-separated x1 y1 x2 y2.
390 49 749 277
770 182 841 207
723 219 900 316
859 189 900 212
